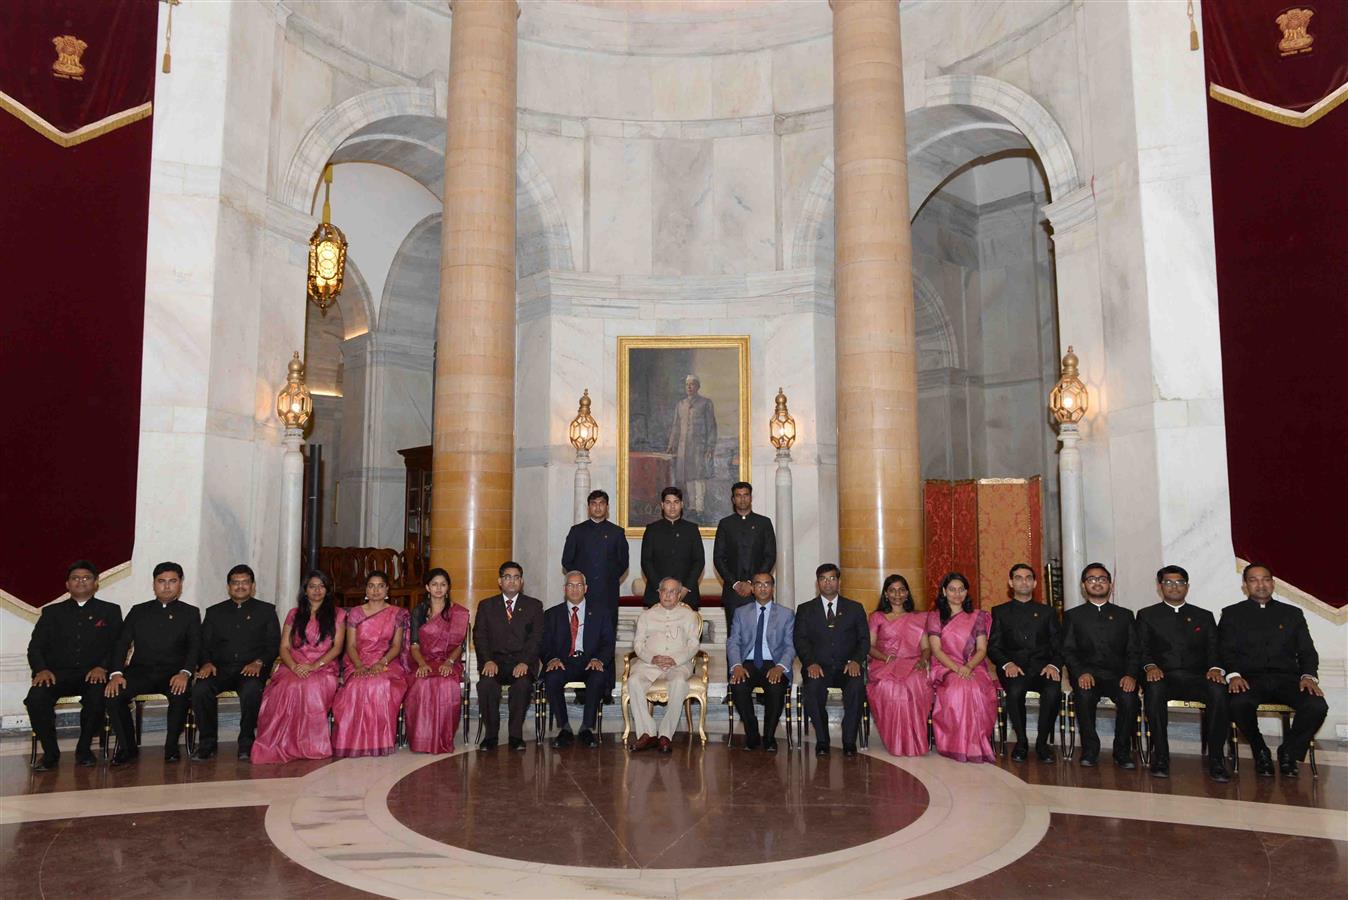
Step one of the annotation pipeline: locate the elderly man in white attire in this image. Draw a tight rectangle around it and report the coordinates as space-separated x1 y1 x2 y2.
627 577 701 753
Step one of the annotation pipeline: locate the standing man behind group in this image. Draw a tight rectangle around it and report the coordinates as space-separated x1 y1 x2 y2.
989 564 1061 762
713 482 776 636
562 488 629 697
1136 564 1230 781
191 565 280 761
25 561 122 771
1061 563 1139 769
105 562 202 765
640 486 703 608
473 561 543 751
794 564 869 758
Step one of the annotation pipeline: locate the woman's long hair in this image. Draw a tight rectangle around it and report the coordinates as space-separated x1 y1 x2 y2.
411 567 453 645
877 573 915 614
936 571 975 625
293 569 337 647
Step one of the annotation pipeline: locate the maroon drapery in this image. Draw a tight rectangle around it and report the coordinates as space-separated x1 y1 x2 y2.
1203 2 1347 607
0 1 157 606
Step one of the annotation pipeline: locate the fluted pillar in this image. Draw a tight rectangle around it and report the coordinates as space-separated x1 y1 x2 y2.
831 0 924 608
432 0 518 611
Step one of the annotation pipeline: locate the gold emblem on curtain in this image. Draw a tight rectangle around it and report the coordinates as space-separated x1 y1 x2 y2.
1276 8 1315 56
51 35 89 80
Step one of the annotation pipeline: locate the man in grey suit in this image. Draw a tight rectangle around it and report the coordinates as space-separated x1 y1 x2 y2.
727 573 795 752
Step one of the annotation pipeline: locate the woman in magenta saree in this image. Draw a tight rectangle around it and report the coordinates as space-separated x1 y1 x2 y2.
866 574 934 756
331 571 411 758
252 571 347 764
928 572 998 763
404 568 471 754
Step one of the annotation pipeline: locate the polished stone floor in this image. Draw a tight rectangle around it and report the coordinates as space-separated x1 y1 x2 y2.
2 722 1345 899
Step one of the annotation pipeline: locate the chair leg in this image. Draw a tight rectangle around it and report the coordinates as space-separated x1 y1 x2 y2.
1309 740 1319 778
29 732 38 767
134 699 145 747
1229 724 1240 775
699 697 708 745
186 708 197 755
726 694 736 743
861 697 870 750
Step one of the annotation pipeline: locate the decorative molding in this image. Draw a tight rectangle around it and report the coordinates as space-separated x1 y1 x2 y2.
1042 184 1097 235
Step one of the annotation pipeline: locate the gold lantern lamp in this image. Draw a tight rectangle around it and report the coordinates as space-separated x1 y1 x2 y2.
569 389 598 452
1049 346 1089 425
769 387 797 451
276 352 314 431
307 165 348 315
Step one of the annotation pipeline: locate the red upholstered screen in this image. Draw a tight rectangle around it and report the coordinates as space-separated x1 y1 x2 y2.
0 1 157 606
924 479 1043 612
1202 2 1348 607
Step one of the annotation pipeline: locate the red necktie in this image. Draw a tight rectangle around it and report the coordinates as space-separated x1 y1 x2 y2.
570 607 579 655
505 598 514 621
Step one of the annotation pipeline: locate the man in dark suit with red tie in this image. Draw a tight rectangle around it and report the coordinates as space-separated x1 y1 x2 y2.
541 571 615 748
472 561 543 751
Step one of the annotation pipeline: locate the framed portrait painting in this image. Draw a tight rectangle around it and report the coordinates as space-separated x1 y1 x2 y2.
617 336 750 538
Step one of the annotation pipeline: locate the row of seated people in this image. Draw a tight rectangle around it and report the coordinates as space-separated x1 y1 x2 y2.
26 557 1325 778
857 561 1326 782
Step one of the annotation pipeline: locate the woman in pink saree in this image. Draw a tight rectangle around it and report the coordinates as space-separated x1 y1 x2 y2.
928 572 998 763
331 571 411 758
404 568 471 754
252 570 347 764
866 574 934 756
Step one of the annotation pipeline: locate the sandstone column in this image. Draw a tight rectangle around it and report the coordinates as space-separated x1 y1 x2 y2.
831 0 924 608
433 0 518 610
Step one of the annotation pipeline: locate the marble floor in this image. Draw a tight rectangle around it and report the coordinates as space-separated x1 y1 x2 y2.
2 719 1345 899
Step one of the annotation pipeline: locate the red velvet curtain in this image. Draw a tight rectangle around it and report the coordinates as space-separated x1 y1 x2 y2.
1203 2 1347 606
0 1 157 606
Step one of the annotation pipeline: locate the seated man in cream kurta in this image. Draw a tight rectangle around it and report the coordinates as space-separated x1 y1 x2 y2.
627 577 702 754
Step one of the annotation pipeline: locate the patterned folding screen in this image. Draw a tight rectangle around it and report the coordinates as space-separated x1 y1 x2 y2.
924 478 1043 611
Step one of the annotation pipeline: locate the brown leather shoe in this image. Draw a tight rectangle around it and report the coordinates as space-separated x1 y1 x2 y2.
658 736 672 754
632 733 655 752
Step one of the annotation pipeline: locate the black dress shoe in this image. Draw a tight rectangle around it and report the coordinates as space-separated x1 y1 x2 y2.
164 746 181 763
1149 759 1170 778
1253 748 1276 777
578 729 599 748
1036 744 1056 763
1208 759 1231 783
843 746 858 758
815 744 830 758
75 751 98 768
550 729 574 749
1010 742 1028 762
110 749 138 768
32 755 59 772
1079 755 1098 767
1114 755 1137 770
1277 746 1299 778
509 737 527 752
763 737 778 753
743 735 762 752
190 746 217 761
479 737 499 751
237 749 251 761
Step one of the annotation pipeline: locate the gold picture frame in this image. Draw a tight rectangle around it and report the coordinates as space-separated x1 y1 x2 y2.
617 335 751 538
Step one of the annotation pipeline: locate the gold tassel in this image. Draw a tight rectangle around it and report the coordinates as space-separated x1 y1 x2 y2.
1187 0 1200 51
162 0 179 74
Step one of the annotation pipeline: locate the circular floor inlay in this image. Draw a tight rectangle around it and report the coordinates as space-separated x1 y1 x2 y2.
386 741 929 869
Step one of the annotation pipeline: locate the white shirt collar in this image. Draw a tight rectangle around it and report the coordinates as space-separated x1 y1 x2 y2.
503 593 519 604
75 598 88 607
1165 601 1186 613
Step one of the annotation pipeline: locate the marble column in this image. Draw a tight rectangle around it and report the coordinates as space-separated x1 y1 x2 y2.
278 428 305 620
432 0 518 610
831 0 924 606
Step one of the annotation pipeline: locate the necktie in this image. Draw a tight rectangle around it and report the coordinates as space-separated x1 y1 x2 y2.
570 606 580 655
505 598 514 621
826 601 836 627
753 605 766 667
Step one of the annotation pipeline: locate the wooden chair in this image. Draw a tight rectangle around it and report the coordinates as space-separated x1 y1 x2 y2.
1137 698 1235 766
724 683 796 749
1062 688 1145 761
536 678 606 739
996 687 1068 756
28 698 111 766
620 650 711 745
1229 704 1319 778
